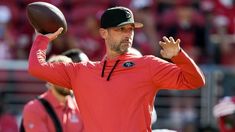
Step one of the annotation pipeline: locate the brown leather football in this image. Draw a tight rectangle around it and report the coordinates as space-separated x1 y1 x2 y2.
26 2 67 34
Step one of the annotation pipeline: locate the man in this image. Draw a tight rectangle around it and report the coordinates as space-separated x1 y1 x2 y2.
22 55 84 132
28 6 205 132
213 96 235 132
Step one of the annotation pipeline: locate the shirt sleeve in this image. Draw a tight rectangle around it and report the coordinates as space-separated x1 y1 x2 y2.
22 101 49 132
28 35 76 89
150 49 205 90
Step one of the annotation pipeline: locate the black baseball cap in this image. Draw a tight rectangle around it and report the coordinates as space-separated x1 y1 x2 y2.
100 6 143 29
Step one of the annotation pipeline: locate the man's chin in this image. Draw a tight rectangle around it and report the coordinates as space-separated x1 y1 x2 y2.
55 89 71 96
59 92 71 96
119 49 128 55
120 46 130 53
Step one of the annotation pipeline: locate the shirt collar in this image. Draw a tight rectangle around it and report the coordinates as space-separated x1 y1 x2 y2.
41 90 76 110
101 52 139 62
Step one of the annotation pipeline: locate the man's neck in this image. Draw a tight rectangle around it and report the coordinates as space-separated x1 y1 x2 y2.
106 50 125 60
51 89 66 104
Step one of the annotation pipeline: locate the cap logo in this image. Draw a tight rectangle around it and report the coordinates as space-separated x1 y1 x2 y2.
123 61 135 68
124 10 131 19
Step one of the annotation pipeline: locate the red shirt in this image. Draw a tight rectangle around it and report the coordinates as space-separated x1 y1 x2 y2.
28 35 205 132
0 114 18 132
22 90 84 132
219 116 235 132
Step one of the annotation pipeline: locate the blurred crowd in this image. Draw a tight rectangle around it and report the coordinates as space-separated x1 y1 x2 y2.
0 0 234 66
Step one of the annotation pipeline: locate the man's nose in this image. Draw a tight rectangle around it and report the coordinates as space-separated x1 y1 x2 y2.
124 30 133 37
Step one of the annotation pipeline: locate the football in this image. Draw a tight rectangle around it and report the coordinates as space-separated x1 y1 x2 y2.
26 2 67 34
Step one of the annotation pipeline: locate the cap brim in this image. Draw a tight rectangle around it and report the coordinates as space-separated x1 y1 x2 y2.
117 22 143 28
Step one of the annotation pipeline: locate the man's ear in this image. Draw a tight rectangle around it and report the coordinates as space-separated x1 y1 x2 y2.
99 28 107 39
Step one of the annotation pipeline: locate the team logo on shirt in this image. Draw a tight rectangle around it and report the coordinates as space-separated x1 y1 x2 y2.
28 122 34 129
70 113 79 123
123 61 135 68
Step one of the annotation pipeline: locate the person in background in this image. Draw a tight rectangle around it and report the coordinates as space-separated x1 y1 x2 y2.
208 0 235 66
0 93 18 132
28 6 205 131
130 0 160 56
76 14 106 61
22 55 84 132
213 96 235 132
0 5 16 60
159 0 207 64
62 48 89 63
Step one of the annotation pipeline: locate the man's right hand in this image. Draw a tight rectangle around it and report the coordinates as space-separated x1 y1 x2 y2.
45 27 63 41
36 27 64 41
